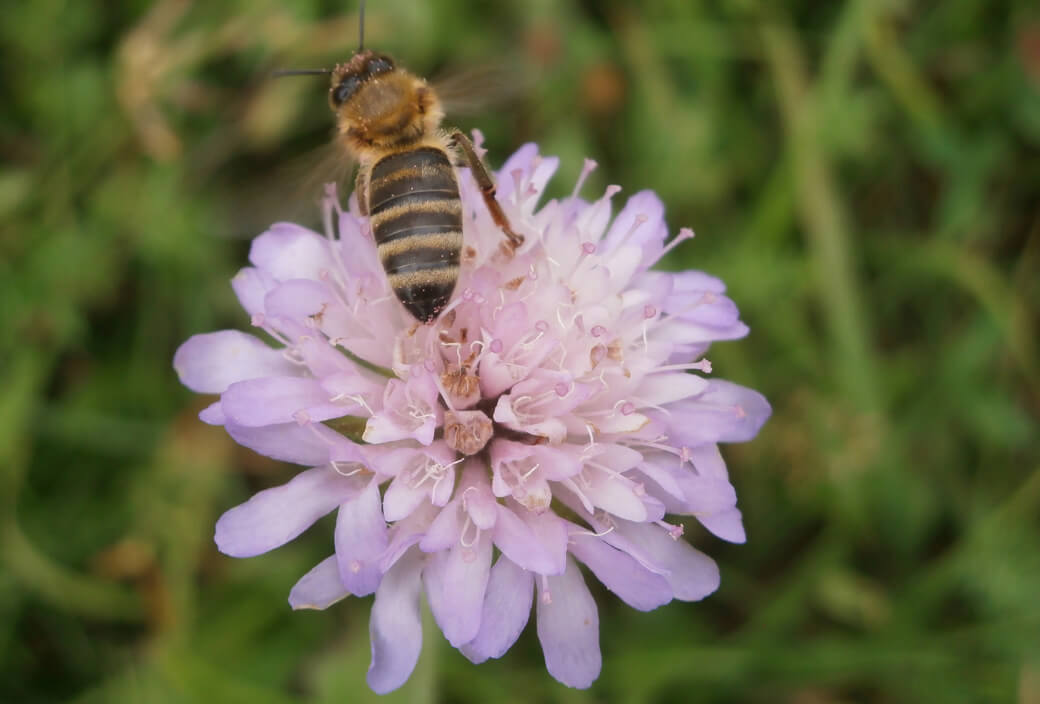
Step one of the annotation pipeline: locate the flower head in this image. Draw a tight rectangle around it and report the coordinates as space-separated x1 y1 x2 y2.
174 138 770 692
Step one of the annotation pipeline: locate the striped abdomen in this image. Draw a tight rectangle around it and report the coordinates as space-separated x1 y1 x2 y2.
368 146 462 322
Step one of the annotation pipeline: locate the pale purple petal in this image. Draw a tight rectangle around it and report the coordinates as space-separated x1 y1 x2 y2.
419 504 460 553
697 507 747 543
221 377 346 427
580 472 648 522
289 556 349 610
569 531 672 611
674 475 738 515
588 409 651 435
423 532 492 647
601 190 666 263
576 184 619 242
430 465 456 506
636 476 687 516
665 270 727 295
614 519 720 601
231 267 276 317
636 372 709 407
215 467 363 557
249 223 329 282
383 472 430 522
335 211 386 284
380 502 438 572
495 143 539 201
520 509 569 576
636 454 685 501
688 443 729 480
461 557 533 663
174 331 297 393
335 479 389 596
363 375 441 445
683 293 742 328
367 548 423 694
455 458 499 529
536 556 601 689
225 422 333 466
653 317 749 346
199 401 225 425
492 504 562 575
662 380 772 446
263 279 335 322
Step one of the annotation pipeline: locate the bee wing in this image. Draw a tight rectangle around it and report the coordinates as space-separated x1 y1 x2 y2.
433 61 530 117
222 141 356 237
285 141 357 217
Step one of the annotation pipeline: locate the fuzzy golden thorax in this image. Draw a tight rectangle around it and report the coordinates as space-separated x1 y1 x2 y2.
328 52 444 157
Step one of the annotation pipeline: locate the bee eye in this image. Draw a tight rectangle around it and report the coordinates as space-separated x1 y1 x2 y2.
332 75 362 106
366 57 394 76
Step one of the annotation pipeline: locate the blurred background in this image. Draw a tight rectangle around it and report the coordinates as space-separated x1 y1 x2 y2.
2 0 1039 701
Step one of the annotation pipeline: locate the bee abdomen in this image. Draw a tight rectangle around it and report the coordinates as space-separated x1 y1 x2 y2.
369 147 463 322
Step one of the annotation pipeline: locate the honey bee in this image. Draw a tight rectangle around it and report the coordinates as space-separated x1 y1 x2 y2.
277 17 523 323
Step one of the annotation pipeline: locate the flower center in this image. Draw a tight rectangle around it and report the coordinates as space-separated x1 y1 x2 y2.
443 409 494 455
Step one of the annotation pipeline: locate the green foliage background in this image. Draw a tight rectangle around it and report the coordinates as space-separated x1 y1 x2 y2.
2 0 1039 701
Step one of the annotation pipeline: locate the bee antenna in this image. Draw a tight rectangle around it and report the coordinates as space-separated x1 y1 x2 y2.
271 68 332 78
358 0 366 52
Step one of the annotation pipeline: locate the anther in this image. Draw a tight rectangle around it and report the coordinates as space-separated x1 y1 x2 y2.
590 345 606 367
655 227 696 263
443 409 493 455
657 521 684 540
571 158 598 197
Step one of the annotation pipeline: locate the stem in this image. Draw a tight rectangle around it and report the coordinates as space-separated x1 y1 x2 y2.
758 10 883 416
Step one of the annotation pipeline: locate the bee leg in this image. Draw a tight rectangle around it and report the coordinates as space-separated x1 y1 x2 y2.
449 129 524 254
355 168 369 217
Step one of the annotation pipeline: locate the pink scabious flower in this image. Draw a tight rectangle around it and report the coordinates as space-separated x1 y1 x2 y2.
174 139 770 693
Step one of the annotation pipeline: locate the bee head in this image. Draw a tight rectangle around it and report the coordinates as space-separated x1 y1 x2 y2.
327 50 441 148
328 51 397 109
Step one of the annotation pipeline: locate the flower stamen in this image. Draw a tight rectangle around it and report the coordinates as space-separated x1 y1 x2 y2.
657 520 685 539
330 460 364 477
459 515 480 549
